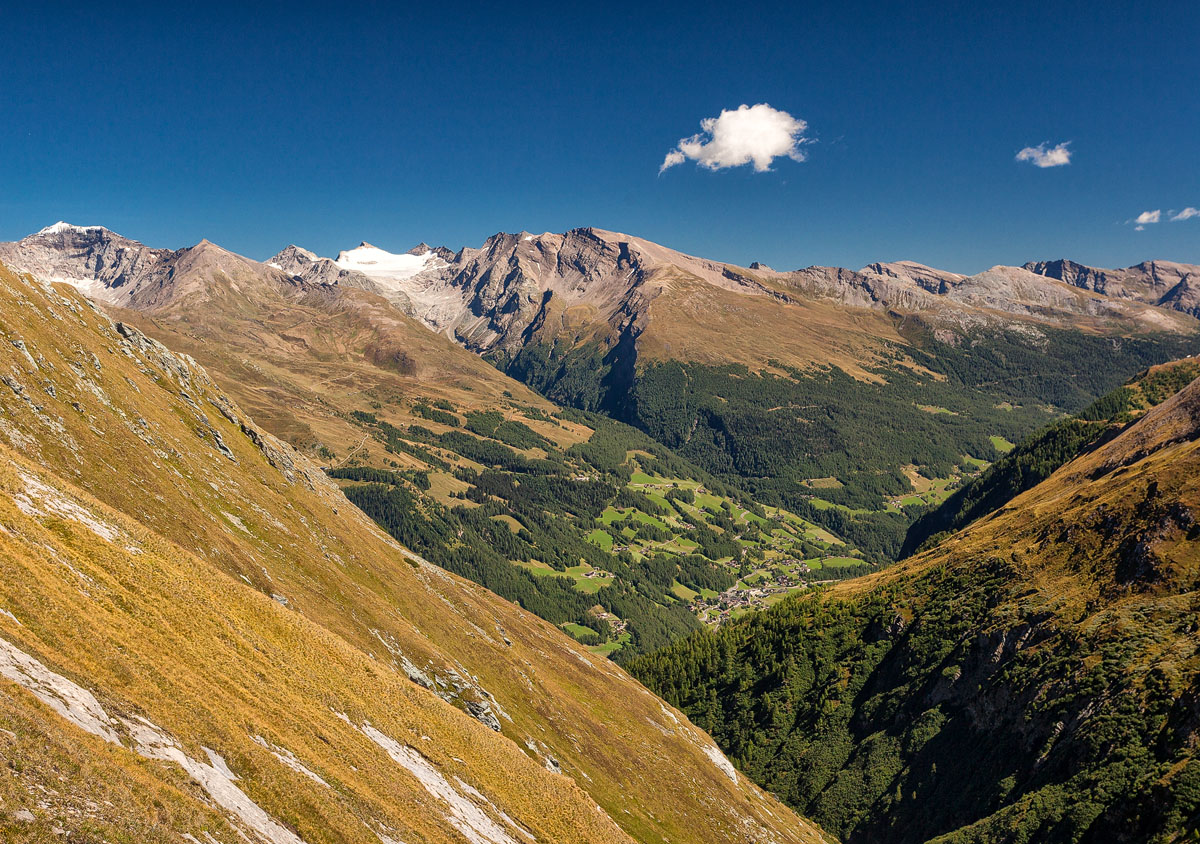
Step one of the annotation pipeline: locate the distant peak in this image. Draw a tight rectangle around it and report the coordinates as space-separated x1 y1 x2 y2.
186 239 236 258
407 242 431 256
278 244 319 261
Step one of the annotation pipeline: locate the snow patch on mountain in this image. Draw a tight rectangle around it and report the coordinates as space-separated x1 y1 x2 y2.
335 243 447 291
36 222 105 236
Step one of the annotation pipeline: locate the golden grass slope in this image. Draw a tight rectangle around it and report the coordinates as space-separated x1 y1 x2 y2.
0 262 829 843
0 451 630 844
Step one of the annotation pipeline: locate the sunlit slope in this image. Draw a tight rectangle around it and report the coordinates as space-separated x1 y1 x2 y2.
0 450 631 844
0 263 829 844
633 373 1200 843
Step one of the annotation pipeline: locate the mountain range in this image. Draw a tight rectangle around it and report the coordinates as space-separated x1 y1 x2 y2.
2 221 1197 573
8 222 1196 363
1 221 1198 842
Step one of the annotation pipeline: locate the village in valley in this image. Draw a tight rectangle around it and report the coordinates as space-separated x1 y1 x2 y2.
584 467 878 630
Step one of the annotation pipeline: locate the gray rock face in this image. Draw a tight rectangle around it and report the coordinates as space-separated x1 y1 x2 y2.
1025 258 1200 317
268 244 380 292
756 260 1195 332
328 227 777 353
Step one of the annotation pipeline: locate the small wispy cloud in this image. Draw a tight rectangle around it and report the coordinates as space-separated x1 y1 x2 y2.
1015 141 1072 168
660 103 809 174
1132 209 1161 231
1170 207 1200 221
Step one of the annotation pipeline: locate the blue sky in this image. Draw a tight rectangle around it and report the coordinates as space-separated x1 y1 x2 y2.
1 0 1196 273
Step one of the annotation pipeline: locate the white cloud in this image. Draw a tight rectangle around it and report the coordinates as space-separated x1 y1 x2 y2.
660 103 809 174
1131 210 1161 231
1015 141 1072 168
1170 207 1199 221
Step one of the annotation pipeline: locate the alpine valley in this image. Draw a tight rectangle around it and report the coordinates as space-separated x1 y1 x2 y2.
1 221 1199 843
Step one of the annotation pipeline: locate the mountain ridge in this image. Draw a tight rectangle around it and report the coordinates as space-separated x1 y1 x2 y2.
1024 257 1200 316
7 223 1196 345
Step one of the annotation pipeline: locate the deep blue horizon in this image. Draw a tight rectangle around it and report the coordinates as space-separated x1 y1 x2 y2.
1 0 1196 275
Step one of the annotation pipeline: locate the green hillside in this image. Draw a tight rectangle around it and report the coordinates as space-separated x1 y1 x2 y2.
630 371 1200 843
329 406 873 660
495 327 1200 559
903 358 1200 555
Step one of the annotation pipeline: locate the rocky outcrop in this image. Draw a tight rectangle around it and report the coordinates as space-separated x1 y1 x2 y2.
1026 258 1200 317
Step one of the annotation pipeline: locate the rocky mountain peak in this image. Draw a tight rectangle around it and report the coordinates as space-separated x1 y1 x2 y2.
267 243 379 292
270 244 319 265
0 223 169 306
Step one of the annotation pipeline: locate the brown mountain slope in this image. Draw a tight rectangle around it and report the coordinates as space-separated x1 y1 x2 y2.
46 231 576 469
0 262 828 844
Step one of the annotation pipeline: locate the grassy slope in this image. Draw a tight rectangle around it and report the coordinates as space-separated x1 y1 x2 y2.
631 372 1200 843
0 264 828 844
0 452 631 844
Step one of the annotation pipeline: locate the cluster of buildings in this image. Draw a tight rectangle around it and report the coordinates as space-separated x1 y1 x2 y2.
589 606 628 635
689 568 810 625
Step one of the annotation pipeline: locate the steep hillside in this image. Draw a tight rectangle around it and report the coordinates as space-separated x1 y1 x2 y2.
0 262 828 844
903 357 1200 554
631 372 1200 842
